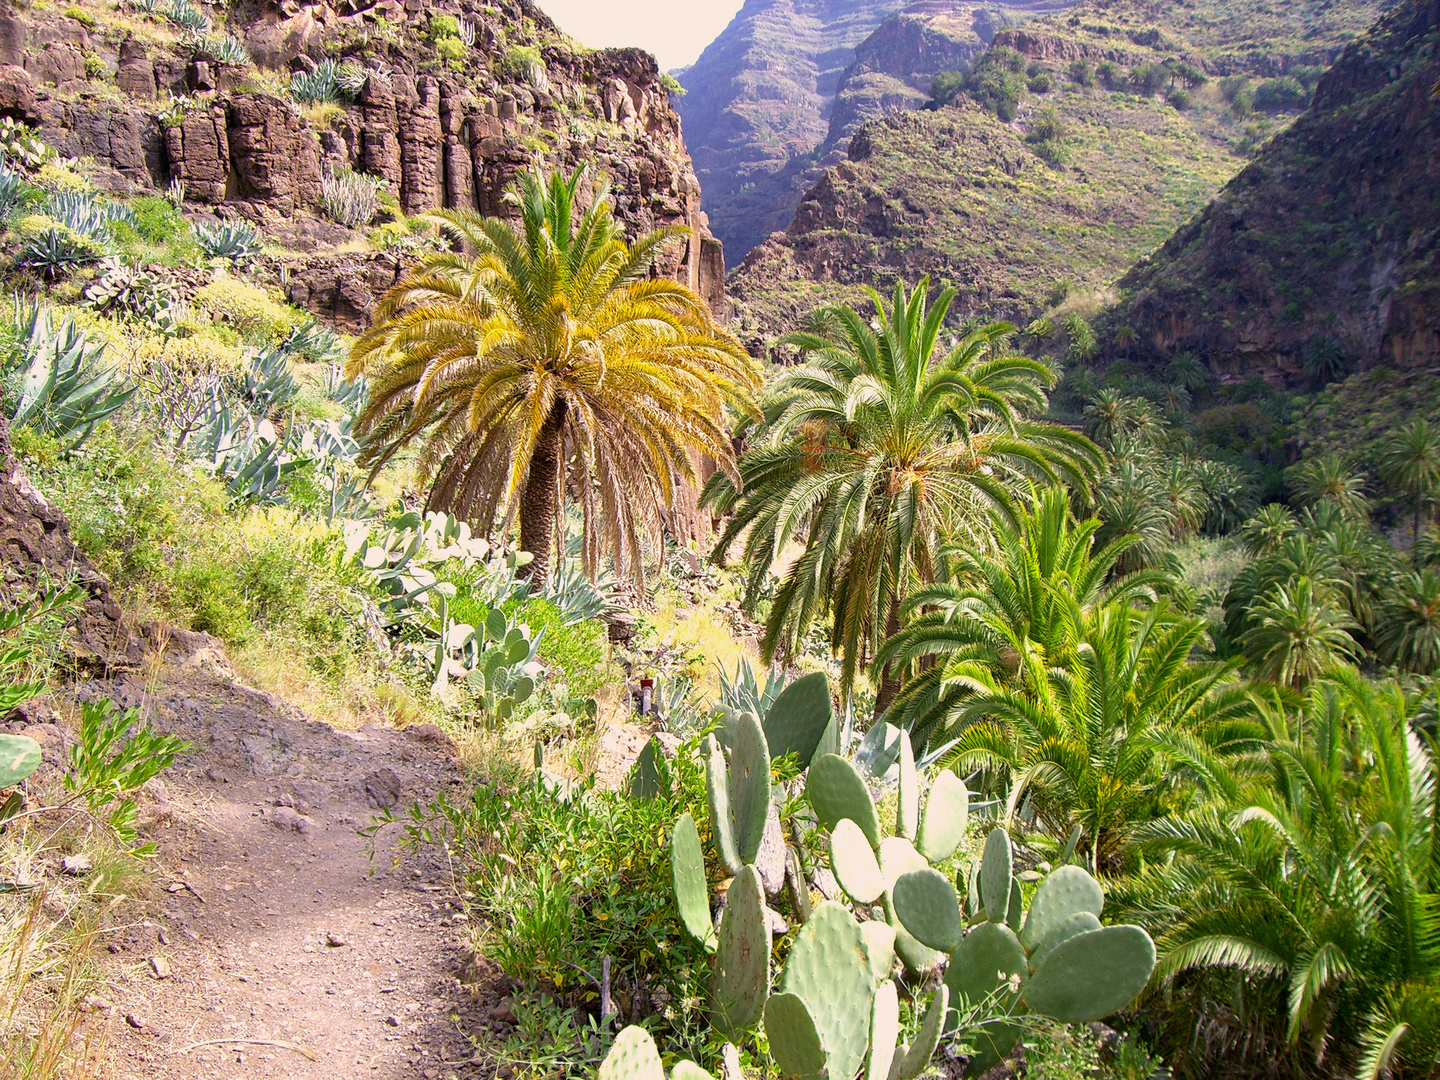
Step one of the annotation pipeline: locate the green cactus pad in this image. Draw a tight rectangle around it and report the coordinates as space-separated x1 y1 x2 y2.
1006 878 1023 932
731 711 772 866
883 892 943 975
710 864 769 1039
1029 911 1102 972
887 1042 909 1080
763 993 826 1080
670 812 716 951
1024 925 1157 1023
1019 865 1105 950
807 754 881 847
831 818 885 904
867 979 900 1080
0 734 41 788
671 1062 716 1080
598 1024 665 1080
878 837 929 890
980 828 1013 924
892 869 963 953
630 738 662 800
780 902 874 1080
964 860 980 918
916 770 969 864
895 729 918 841
898 984 948 1080
763 671 834 769
860 920 896 985
704 735 741 875
943 921 1026 1025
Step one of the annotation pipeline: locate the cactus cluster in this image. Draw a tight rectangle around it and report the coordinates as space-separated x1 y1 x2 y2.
428 595 544 716
891 825 1156 1075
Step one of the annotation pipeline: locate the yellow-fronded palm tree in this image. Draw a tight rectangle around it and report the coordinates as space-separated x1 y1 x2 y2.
347 166 759 585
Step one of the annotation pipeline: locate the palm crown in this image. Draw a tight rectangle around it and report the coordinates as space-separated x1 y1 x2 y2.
347 165 759 584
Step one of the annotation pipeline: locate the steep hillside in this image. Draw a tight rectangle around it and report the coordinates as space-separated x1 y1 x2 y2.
728 0 1397 339
1101 0 1440 382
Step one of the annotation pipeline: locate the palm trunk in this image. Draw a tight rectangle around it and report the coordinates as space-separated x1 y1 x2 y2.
519 399 567 586
871 597 903 721
1417 493 1425 548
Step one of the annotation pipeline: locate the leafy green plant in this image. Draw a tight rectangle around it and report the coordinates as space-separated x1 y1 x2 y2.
0 117 53 171
82 256 181 335
5 303 134 445
193 220 263 266
63 699 190 849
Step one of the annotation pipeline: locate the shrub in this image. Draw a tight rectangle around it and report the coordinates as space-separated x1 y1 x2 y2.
195 277 301 342
320 166 385 229
1095 60 1121 89
499 44 542 81
427 12 460 38
1254 75 1309 112
1168 87 1192 110
929 69 964 107
1027 69 1054 93
434 35 466 68
63 6 98 28
963 46 1026 119
1127 61 1166 95
659 72 685 96
1068 59 1094 87
123 195 186 242
83 52 108 79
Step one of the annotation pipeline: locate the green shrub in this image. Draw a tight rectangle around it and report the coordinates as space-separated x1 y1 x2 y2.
169 552 254 642
500 44 542 81
83 52 108 79
1168 87 1192 111
434 35 466 68
518 597 608 699
1068 59 1094 87
427 12 459 38
195 277 302 342
659 72 685 96
963 46 1026 120
1255 75 1309 112
120 195 186 243
63 6 97 29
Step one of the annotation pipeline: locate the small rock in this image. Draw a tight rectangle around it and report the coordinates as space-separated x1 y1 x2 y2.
61 854 93 875
488 1004 517 1025
157 930 169 946
263 805 312 836
326 933 347 947
126 1013 147 1030
82 994 113 1012
148 955 171 979
363 767 402 810
384 1015 401 1027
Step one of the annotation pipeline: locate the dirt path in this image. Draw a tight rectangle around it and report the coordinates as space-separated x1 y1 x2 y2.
81 651 493 1080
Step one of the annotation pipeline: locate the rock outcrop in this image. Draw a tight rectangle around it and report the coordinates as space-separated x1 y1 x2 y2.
13 0 726 327
1102 0 1440 382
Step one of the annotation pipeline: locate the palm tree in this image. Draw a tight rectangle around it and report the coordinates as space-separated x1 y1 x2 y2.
1240 576 1358 688
877 486 1173 746
704 278 1101 710
939 598 1246 871
1374 569 1440 674
1094 458 1178 574
346 166 758 585
1116 672 1440 1078
1240 504 1298 556
1380 419 1440 544
1287 453 1370 521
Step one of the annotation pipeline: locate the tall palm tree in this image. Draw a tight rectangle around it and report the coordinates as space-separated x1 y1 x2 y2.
1375 569 1440 675
1240 576 1358 688
347 166 759 585
877 486 1172 747
1288 453 1370 522
1381 419 1440 544
703 278 1101 710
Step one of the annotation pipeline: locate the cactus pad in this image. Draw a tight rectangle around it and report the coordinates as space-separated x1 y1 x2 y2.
671 1063 716 1080
980 828 1013 924
895 730 918 841
808 754 881 847
1006 877 1023 932
831 818 885 904
883 892 943 975
1019 865 1105 950
916 770 969 864
867 979 900 1080
878 837 929 890
598 1024 665 1080
670 812 716 951
763 671 834 768
704 735 741 874
1024 925 1157 1023
731 711 772 866
860 920 897 985
943 921 1026 1022
780 902 874 1080
0 734 41 788
898 984 948 1080
1029 910 1102 972
892 869 963 953
764 993 826 1080
710 864 769 1039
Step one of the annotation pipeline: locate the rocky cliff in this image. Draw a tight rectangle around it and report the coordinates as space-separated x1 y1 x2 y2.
1102 0 1440 382
727 0 1398 340
0 0 726 329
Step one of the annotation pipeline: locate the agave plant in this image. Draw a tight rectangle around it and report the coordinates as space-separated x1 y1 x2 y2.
0 159 34 218
193 219 263 265
19 227 98 277
280 318 343 365
230 347 301 414
83 256 182 335
40 191 137 242
288 58 366 105
319 166 385 229
5 303 134 445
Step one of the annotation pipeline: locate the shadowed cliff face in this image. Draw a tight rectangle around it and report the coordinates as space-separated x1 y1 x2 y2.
1104 0 1440 384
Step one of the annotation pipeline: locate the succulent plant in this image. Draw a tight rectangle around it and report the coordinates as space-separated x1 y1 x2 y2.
19 226 99 277
7 303 134 444
281 319 344 365
193 220 263 265
320 165 386 229
289 58 366 105
232 346 301 414
83 256 181 334
598 1026 715 1080
0 117 53 171
0 733 41 788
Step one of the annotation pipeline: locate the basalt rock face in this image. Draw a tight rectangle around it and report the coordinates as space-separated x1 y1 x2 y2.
13 0 726 327
0 418 142 667
1103 0 1440 383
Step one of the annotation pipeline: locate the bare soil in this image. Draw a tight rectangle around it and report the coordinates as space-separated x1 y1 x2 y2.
77 652 500 1080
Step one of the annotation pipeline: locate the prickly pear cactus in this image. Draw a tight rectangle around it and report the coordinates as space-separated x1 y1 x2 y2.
710 864 770 1040
597 1027 716 1080
670 812 717 951
0 733 41 788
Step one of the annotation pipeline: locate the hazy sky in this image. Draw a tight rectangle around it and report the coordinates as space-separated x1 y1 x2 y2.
535 1 745 70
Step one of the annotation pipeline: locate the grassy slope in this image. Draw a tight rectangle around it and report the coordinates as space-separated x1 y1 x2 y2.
728 0 1396 339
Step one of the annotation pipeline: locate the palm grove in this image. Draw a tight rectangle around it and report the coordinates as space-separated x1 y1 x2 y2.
352 168 1440 1079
